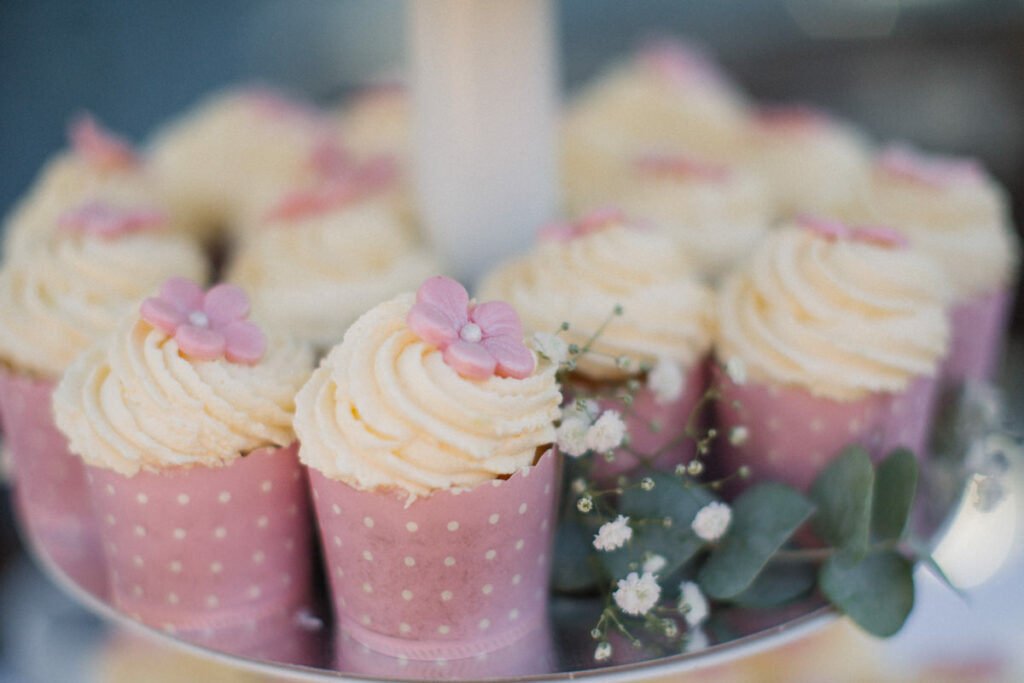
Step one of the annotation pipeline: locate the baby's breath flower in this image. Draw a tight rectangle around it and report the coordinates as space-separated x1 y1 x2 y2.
640 477 655 491
642 554 667 574
571 478 587 494
577 496 594 514
674 463 687 476
738 465 751 479
615 354 632 370
686 627 709 652
692 501 732 542
686 460 704 476
725 357 747 386
594 641 612 661
590 628 602 640
593 515 632 551
613 572 661 616
557 416 591 457
586 410 626 453
531 332 568 365
648 358 684 404
679 581 709 627
729 425 749 446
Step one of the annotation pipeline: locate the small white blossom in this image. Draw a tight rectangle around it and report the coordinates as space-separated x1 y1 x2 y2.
679 581 709 627
531 332 568 365
725 357 747 386
642 554 667 574
585 410 626 453
613 572 661 616
594 641 612 661
692 501 732 542
556 416 591 457
729 425 749 446
685 627 709 652
576 496 593 514
593 515 632 551
571 478 587 494
648 357 684 404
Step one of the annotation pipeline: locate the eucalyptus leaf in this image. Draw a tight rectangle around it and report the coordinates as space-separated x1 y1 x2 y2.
810 445 874 559
551 518 602 593
619 471 715 521
872 448 918 541
913 546 967 602
699 483 814 600
819 550 915 637
730 562 817 609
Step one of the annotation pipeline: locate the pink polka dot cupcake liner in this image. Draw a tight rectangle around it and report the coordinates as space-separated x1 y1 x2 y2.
309 448 561 660
712 366 939 491
0 368 106 597
84 444 314 638
944 287 1014 383
579 360 708 485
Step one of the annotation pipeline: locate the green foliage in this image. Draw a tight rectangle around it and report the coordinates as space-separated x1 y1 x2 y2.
810 446 874 560
872 449 919 541
820 550 915 637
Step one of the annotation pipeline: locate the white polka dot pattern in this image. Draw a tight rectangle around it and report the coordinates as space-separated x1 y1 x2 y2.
310 448 559 660
84 444 312 633
713 366 938 491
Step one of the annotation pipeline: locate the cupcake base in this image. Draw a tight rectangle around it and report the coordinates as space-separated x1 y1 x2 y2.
85 444 313 636
309 448 560 660
712 367 938 491
944 287 1013 383
0 368 106 596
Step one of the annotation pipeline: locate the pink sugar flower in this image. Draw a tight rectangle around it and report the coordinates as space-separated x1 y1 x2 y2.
638 38 723 88
796 215 908 250
633 153 731 183
140 278 266 365
539 207 630 243
877 144 983 189
69 114 139 170
266 156 398 222
58 201 166 239
754 104 830 132
406 276 535 381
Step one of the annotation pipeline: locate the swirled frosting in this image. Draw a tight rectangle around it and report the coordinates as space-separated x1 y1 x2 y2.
227 197 442 350
716 224 950 400
293 293 560 498
148 87 335 234
478 223 715 380
615 158 772 281
53 313 313 475
842 147 1019 300
0 231 208 378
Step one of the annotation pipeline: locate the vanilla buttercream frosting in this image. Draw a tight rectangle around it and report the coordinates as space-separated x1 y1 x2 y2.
716 223 950 401
53 311 312 476
0 230 208 379
842 145 1019 300
478 220 715 380
293 293 560 499
615 156 773 281
227 191 441 350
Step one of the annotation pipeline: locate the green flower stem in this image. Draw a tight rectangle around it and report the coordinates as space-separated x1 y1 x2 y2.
771 539 902 564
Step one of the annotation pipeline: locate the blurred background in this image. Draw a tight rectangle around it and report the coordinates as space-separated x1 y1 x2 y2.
1 1 1023 680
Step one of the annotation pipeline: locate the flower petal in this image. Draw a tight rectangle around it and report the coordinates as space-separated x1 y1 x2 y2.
175 325 226 361
407 303 459 348
443 340 496 380
139 296 184 334
69 113 139 170
160 277 205 313
204 283 251 326
480 336 535 379
415 276 469 328
221 320 267 365
470 300 523 340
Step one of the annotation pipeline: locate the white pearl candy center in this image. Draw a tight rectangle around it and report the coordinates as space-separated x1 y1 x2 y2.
459 323 483 343
188 311 210 328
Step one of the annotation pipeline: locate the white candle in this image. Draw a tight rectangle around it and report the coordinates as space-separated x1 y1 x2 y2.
409 0 559 285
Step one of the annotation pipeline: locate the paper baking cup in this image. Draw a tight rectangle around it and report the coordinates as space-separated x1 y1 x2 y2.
309 448 560 660
712 366 938 491
85 444 313 637
579 361 708 484
334 619 554 676
0 368 106 596
944 287 1013 383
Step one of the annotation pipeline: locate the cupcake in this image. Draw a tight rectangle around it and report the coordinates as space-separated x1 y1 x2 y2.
842 144 1020 382
614 153 773 282
743 105 872 219
562 39 751 214
335 83 410 164
294 276 561 659
2 115 164 256
478 209 715 481
226 159 442 352
713 217 951 491
52 278 315 639
148 86 341 242
0 209 207 594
